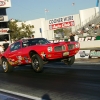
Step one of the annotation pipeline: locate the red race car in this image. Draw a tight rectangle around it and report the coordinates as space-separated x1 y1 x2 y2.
0 38 80 73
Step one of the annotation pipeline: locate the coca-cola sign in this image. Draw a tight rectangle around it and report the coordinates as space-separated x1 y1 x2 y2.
0 1 6 6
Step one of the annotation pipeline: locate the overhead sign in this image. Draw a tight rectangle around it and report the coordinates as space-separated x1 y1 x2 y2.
0 0 11 8
49 15 75 30
0 1 5 6
49 16 73 25
49 21 75 30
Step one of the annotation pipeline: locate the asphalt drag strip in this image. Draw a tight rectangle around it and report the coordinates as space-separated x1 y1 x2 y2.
0 58 100 100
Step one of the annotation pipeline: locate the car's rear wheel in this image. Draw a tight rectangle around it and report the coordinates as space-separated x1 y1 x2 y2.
1 58 13 73
31 54 43 72
64 56 75 66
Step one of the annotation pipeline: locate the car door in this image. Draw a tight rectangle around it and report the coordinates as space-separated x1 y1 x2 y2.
21 40 31 64
7 41 23 65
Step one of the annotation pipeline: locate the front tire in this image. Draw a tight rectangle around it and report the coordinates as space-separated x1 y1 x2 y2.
64 56 75 66
67 56 75 65
31 54 43 72
1 58 13 73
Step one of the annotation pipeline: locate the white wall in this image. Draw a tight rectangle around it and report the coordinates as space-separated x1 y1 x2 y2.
31 18 46 38
72 14 81 32
17 18 50 39
46 20 55 40
79 40 100 49
79 7 99 26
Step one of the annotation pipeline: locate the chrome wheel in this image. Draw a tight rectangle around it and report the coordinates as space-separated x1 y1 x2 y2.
2 61 8 72
32 58 39 71
2 58 13 73
31 54 43 72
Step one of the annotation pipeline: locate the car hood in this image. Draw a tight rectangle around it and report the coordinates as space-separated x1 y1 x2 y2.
44 42 66 46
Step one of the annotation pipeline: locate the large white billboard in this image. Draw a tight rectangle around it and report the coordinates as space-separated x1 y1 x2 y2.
49 15 75 30
0 0 11 8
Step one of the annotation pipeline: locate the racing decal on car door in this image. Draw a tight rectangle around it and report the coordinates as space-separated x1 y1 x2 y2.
16 56 23 65
7 58 18 65
16 56 31 64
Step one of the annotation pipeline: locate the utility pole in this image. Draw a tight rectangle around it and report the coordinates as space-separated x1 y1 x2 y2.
45 9 49 39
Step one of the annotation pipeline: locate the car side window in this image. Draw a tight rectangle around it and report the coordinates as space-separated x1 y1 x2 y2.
38 39 46 44
10 42 21 51
22 40 29 47
22 40 37 47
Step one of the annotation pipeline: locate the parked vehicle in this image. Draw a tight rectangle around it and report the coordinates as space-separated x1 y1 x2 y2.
0 38 80 73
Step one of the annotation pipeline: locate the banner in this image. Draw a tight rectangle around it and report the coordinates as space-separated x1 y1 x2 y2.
0 0 11 8
49 21 75 30
75 50 90 59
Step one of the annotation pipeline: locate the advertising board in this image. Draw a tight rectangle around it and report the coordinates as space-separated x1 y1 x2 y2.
75 50 100 59
75 50 90 59
0 28 9 34
49 15 75 30
0 0 11 8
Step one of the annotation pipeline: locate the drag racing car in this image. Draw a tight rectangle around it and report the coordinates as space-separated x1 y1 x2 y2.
0 38 80 73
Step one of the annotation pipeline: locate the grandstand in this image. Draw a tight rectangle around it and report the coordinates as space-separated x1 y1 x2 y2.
76 0 100 38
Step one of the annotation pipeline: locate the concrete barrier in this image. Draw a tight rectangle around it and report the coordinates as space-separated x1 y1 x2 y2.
79 40 100 50
49 39 100 50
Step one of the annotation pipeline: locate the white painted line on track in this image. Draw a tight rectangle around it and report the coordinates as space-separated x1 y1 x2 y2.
0 89 42 100
74 62 100 64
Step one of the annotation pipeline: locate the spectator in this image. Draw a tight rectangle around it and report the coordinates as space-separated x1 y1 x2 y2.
92 23 95 28
3 39 9 51
77 30 81 34
89 24 91 27
32 35 34 38
96 24 100 29
64 36 69 42
85 27 89 32
0 44 4 53
74 34 79 41
28 36 31 39
69 33 75 41
81 27 85 33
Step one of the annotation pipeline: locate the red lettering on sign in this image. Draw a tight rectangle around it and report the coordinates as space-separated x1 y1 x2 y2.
0 1 6 6
0 29 8 33
49 21 75 30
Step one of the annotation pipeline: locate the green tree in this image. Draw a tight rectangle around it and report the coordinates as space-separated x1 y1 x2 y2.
8 20 34 40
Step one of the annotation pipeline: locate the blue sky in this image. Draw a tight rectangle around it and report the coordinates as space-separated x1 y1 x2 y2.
7 0 98 21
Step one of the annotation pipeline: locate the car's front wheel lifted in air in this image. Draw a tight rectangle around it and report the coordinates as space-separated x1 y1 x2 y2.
31 54 43 72
1 58 13 73
64 56 75 66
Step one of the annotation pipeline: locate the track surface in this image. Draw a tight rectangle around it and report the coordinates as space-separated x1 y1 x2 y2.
0 60 100 100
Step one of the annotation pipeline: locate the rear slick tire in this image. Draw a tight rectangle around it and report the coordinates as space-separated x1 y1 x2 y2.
2 58 13 73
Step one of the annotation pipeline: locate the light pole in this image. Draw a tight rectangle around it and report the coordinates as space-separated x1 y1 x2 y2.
45 9 49 39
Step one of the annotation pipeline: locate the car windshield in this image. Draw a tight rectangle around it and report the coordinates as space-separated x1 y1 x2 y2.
22 38 50 47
